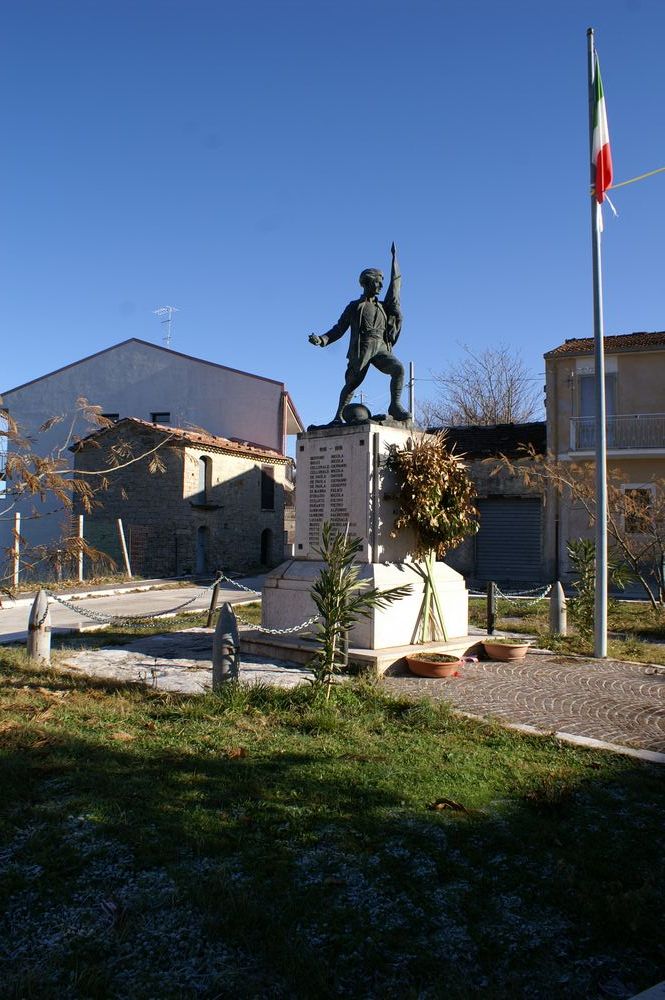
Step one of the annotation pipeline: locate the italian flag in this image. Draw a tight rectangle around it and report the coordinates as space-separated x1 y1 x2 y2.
592 52 613 204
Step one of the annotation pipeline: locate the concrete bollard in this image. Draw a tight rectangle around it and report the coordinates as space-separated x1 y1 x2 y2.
27 589 51 663
212 602 240 689
549 580 567 636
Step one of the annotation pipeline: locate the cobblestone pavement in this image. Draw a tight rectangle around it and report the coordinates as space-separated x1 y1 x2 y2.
382 650 665 753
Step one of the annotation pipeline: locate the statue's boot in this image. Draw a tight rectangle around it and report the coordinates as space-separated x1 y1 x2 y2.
332 386 356 424
388 373 410 421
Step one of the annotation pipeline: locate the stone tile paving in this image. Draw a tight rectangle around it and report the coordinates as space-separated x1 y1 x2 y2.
60 628 313 692
382 650 665 753
59 631 665 755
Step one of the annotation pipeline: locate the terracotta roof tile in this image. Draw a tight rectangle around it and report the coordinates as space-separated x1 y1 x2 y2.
72 416 288 463
545 331 665 358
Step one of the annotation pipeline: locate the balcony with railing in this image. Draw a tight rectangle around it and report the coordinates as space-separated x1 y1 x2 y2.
570 413 665 451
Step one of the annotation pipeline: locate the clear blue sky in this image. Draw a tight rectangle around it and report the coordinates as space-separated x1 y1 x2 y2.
1 0 663 429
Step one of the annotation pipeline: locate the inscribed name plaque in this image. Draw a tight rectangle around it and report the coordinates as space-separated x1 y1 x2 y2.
295 423 416 563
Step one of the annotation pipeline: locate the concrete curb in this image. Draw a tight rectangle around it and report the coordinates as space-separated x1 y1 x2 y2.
456 710 665 765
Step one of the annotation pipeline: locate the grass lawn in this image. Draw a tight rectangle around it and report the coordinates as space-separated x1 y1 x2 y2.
1 641 664 999
469 596 665 665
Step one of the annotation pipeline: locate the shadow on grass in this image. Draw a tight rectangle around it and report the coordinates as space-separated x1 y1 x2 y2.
1 659 665 999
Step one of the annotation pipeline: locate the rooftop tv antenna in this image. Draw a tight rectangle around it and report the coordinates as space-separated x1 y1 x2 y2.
153 306 179 348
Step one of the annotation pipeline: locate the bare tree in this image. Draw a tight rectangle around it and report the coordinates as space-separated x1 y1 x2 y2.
501 445 665 609
0 398 172 591
421 344 542 427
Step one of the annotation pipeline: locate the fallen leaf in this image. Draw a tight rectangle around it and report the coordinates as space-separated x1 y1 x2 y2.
111 731 135 742
428 798 469 813
227 747 247 758
144 721 157 731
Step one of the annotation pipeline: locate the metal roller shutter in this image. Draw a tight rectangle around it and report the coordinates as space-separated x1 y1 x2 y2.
476 497 542 582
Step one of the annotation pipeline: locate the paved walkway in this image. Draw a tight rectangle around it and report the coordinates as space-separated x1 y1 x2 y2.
52 627 665 762
0 577 264 644
383 649 665 757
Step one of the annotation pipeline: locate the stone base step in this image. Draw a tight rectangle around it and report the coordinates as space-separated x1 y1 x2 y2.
240 630 483 676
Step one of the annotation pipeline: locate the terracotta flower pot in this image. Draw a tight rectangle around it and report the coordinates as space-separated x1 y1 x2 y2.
405 653 463 678
482 640 531 662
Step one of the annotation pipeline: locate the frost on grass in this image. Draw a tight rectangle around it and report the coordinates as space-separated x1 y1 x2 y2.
0 816 270 999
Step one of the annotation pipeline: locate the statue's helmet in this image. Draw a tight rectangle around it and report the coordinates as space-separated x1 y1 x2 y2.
359 268 383 288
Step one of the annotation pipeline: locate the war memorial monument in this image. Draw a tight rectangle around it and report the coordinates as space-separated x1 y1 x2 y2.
247 245 470 673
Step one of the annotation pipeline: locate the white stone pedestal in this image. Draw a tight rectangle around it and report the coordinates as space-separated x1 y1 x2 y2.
260 422 469 653
262 557 468 648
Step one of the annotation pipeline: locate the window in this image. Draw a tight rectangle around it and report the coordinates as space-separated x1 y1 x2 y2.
623 485 655 534
261 465 275 510
198 455 212 501
151 411 171 425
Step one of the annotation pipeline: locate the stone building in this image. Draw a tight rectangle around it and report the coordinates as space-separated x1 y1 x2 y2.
1 337 302 561
72 418 293 577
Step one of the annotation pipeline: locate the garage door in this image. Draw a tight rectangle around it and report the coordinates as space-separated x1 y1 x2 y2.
475 497 542 583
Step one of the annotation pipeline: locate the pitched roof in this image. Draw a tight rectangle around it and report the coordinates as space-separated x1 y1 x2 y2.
71 417 290 464
428 422 546 459
545 331 665 358
2 337 285 396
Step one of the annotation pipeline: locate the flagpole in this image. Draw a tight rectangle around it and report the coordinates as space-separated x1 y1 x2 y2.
587 27 608 658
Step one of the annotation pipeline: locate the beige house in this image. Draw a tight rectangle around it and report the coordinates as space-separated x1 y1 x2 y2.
544 331 665 581
72 418 293 577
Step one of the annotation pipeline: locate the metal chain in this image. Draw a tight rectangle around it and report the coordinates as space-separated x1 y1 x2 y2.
216 570 320 633
214 571 261 594
495 583 552 602
233 610 320 635
36 569 316 635
44 573 227 626
36 604 50 627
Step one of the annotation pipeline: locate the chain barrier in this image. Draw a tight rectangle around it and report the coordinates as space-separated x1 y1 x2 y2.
43 573 228 627
468 583 552 605
215 570 320 634
32 570 319 636
36 604 50 628
233 610 320 635
495 583 552 604
214 571 261 595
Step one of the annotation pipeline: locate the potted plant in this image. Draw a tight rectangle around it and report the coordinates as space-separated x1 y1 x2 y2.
385 432 479 643
481 637 532 661
404 651 464 678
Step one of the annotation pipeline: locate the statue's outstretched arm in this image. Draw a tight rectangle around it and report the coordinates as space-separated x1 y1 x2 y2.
308 303 353 348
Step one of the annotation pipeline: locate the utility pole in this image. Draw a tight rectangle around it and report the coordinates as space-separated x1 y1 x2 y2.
153 306 179 348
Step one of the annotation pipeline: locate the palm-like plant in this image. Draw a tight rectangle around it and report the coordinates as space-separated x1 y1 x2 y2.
309 523 412 699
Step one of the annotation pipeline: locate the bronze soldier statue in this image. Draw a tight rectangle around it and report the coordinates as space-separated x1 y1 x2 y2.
308 243 410 424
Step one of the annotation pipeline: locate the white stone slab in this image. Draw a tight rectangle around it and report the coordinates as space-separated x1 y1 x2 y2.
262 559 468 650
